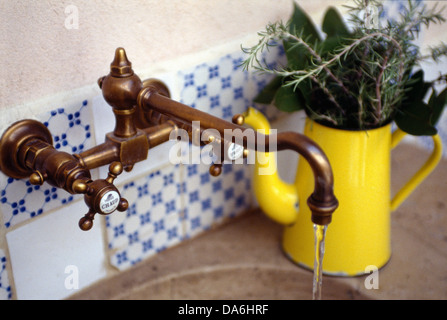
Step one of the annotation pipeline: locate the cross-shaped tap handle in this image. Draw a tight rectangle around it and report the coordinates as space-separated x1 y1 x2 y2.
74 162 128 231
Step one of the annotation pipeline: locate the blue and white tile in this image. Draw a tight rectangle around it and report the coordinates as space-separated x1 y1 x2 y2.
0 249 12 300
106 163 183 270
0 99 95 229
178 51 251 122
182 161 253 239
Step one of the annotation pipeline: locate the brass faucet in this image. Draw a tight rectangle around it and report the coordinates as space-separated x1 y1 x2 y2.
0 48 338 230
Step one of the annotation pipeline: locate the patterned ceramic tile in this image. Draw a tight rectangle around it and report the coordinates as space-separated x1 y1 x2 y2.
106 158 253 271
0 250 12 300
174 50 257 239
107 164 183 270
182 161 252 239
0 99 95 229
179 51 251 121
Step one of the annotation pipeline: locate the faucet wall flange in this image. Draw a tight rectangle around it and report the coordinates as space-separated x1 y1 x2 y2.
0 120 92 194
0 120 53 179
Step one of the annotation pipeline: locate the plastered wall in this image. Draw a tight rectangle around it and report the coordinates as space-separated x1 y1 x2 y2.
0 0 296 111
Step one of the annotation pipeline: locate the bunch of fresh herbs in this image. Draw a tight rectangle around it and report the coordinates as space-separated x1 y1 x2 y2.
242 0 447 135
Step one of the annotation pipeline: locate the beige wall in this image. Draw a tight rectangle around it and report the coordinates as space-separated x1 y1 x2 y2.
0 0 295 110
2 1 446 113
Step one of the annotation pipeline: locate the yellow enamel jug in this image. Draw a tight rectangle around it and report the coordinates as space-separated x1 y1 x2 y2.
244 107 443 276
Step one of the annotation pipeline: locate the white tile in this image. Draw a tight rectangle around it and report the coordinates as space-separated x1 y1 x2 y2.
178 51 252 121
6 200 107 300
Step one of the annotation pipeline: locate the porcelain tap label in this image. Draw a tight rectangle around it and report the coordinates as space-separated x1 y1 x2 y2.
100 191 120 214
228 143 244 161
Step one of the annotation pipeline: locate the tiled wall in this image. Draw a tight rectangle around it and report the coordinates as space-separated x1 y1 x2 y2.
0 43 285 299
0 100 94 229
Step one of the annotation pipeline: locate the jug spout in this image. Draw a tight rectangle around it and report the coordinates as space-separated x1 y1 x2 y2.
243 108 299 225
244 107 338 225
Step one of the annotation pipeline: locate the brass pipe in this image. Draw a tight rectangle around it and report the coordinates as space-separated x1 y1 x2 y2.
143 121 177 148
137 87 338 225
77 141 119 170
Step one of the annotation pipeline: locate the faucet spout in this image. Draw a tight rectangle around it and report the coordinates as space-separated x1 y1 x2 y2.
137 87 338 225
267 132 338 225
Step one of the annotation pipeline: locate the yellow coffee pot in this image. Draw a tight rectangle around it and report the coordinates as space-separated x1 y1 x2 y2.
244 107 443 276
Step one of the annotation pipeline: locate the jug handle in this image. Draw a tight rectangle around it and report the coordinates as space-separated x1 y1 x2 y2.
390 129 443 211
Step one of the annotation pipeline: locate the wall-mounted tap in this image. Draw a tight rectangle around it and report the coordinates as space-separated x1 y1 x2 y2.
0 48 338 231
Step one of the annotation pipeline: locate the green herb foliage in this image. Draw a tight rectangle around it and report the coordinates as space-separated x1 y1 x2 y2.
242 0 447 135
